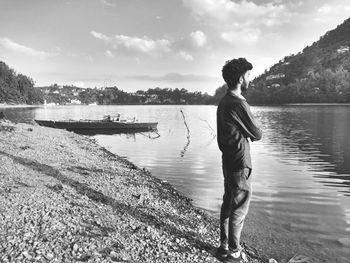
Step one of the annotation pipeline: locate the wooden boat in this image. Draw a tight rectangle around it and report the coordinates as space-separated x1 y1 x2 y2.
35 114 158 133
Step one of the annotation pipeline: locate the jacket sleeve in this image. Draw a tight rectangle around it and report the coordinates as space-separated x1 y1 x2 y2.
229 101 262 141
223 111 244 147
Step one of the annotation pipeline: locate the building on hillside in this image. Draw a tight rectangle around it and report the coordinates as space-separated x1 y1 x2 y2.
266 73 285 81
69 99 82 105
337 46 349 54
271 83 281 88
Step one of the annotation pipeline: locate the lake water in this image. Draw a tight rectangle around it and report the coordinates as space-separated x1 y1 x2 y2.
2 104 350 262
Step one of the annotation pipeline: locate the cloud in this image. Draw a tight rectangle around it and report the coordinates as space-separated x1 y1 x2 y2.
100 0 115 7
221 28 261 44
104 50 114 58
0 37 57 59
91 31 109 41
190 30 207 47
183 0 350 29
317 3 350 15
182 0 286 26
91 31 171 54
317 4 332 14
311 3 350 25
178 51 193 61
182 0 288 47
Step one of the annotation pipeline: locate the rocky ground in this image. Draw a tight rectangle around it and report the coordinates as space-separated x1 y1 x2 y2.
0 120 270 263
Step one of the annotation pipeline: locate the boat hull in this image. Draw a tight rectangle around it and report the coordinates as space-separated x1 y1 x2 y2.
35 119 158 133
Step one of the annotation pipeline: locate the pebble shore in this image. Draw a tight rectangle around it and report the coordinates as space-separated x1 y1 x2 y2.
0 120 264 263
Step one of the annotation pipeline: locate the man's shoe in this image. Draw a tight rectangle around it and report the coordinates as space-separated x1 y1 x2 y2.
216 246 229 259
225 250 248 263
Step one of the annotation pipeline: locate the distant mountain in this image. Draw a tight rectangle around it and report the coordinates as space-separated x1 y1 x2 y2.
246 17 350 104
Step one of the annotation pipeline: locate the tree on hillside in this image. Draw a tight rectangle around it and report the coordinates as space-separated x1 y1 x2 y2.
0 61 44 104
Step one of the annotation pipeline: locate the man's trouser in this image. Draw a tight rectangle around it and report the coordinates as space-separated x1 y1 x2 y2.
219 166 252 251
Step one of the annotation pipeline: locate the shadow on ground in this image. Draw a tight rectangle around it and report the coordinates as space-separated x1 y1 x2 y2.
0 150 217 258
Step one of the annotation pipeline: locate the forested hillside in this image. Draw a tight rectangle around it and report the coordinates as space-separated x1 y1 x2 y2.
39 85 213 105
245 17 350 104
0 62 44 104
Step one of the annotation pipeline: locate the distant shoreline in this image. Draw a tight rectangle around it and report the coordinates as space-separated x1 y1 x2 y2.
0 104 42 108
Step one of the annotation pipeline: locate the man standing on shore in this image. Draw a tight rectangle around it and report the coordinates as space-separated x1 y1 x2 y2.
216 58 262 262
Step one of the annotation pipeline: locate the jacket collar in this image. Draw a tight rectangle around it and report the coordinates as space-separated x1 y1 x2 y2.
226 89 246 101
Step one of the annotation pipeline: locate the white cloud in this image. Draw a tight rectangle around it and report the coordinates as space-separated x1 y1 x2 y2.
91 31 171 54
178 51 193 61
91 31 109 41
182 0 288 47
182 0 286 26
0 37 57 59
221 28 261 44
312 4 350 25
100 0 115 7
317 3 350 14
317 4 332 14
104 50 114 58
190 30 207 47
112 35 171 53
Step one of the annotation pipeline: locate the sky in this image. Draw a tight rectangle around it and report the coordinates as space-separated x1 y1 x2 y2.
0 0 349 94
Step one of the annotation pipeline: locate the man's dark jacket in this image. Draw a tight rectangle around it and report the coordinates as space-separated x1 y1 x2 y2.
217 91 262 171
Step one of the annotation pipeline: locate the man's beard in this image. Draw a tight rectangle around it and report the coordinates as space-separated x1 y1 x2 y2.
241 81 249 92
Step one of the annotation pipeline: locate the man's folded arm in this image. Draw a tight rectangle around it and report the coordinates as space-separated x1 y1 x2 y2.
230 103 262 141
